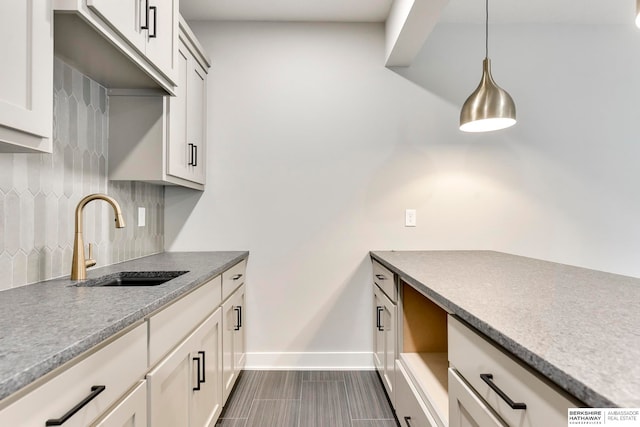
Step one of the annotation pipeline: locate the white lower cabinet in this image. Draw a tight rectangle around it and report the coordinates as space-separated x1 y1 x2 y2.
222 283 246 403
0 259 248 427
92 380 147 427
147 308 223 427
373 284 396 402
0 323 147 427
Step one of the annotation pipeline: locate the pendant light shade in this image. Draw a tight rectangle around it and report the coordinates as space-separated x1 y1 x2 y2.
459 0 516 133
459 58 516 132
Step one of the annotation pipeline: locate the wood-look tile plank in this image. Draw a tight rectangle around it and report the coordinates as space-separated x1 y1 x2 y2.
352 420 399 427
345 371 395 420
303 370 346 381
245 400 300 427
220 370 263 418
254 371 304 399
300 380 351 427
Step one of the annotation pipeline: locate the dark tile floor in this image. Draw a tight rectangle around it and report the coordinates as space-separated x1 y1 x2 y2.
215 370 399 427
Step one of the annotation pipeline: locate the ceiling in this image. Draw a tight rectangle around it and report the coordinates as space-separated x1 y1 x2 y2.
180 0 393 22
181 0 635 25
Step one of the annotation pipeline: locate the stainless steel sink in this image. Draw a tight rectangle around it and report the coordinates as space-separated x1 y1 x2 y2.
74 271 188 287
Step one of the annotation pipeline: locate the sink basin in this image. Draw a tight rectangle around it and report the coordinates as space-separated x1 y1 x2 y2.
75 271 188 287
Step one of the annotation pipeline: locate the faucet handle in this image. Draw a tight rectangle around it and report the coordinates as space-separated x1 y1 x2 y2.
85 243 97 268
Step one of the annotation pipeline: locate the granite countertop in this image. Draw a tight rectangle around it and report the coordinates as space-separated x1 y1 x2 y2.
370 250 640 408
0 251 248 402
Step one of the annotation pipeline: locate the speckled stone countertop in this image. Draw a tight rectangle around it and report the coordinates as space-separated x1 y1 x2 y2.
370 250 640 408
0 251 248 402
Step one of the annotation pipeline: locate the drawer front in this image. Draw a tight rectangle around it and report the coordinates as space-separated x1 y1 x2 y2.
395 360 439 427
92 380 147 427
0 323 147 427
148 275 222 366
448 316 580 427
448 368 506 427
222 259 246 301
372 260 396 302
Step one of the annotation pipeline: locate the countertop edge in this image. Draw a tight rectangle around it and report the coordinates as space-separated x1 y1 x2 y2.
0 251 249 403
369 251 614 408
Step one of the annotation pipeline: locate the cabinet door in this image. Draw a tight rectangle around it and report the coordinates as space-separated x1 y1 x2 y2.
186 59 207 184
448 369 506 427
167 41 191 181
168 38 207 185
191 309 224 427
92 381 147 427
380 292 396 400
232 285 246 372
222 284 246 403
373 285 395 400
0 0 52 152
146 336 191 427
144 0 178 82
86 0 146 53
373 287 384 371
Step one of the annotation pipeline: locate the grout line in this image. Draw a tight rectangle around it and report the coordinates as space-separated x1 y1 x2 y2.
344 371 356 426
297 372 304 427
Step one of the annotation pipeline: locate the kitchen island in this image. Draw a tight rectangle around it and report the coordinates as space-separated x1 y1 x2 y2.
371 250 640 409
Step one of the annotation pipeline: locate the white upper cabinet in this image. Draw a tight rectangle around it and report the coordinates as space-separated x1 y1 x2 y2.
168 34 207 185
0 0 53 153
108 18 210 190
86 0 146 53
53 0 178 93
143 0 178 82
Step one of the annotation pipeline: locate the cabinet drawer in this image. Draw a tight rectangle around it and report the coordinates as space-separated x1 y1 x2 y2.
0 323 147 427
92 380 147 427
148 275 222 366
395 360 439 427
372 260 396 302
448 316 580 427
222 259 246 301
448 368 506 427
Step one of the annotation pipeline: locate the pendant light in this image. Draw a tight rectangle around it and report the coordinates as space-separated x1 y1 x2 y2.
636 0 640 28
459 0 516 132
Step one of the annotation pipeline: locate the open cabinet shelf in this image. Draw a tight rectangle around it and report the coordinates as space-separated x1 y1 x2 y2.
400 352 449 425
400 282 450 426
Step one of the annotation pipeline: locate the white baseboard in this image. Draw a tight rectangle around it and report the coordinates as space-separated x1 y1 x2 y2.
245 352 375 370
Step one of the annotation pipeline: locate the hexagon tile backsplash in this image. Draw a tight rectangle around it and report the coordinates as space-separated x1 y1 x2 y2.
0 58 164 291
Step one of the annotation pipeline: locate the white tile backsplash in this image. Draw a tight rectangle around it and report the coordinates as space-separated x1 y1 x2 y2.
0 58 164 290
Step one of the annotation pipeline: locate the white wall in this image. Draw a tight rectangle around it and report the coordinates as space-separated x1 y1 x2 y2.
165 21 640 368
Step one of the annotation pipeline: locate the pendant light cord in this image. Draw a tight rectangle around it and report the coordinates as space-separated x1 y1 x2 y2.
485 0 489 58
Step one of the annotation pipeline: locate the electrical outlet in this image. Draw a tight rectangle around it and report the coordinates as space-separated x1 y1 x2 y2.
405 209 416 227
138 207 146 227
